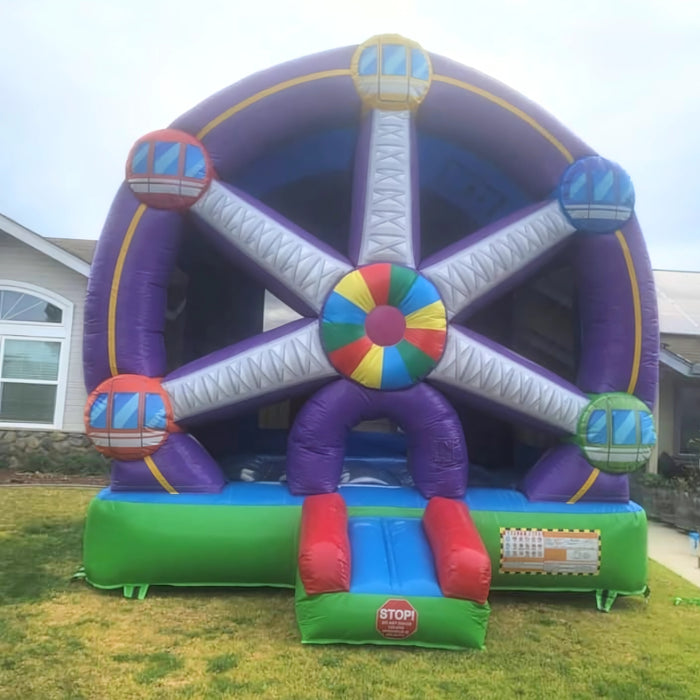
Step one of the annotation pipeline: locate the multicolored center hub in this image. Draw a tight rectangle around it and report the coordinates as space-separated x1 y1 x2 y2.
321 263 447 390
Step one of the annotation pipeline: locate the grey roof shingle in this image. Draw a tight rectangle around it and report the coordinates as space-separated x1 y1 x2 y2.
45 238 97 263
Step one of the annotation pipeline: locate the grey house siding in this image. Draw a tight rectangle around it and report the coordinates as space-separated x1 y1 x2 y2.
0 232 87 432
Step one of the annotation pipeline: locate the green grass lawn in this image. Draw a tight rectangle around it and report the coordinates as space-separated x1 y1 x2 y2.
1 487 699 700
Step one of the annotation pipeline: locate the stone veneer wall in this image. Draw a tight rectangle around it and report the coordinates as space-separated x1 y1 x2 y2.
0 430 101 470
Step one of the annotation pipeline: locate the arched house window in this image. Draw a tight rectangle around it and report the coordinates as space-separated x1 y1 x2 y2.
0 281 72 428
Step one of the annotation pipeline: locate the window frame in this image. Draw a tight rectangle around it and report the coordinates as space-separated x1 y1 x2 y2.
0 280 73 430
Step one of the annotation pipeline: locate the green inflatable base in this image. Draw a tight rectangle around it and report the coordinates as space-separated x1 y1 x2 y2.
84 495 647 600
83 499 301 590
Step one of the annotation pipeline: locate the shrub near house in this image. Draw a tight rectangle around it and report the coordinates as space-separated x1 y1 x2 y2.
631 466 700 532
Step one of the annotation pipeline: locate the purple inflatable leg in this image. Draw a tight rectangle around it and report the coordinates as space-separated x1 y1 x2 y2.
111 432 226 493
521 443 629 503
286 379 468 499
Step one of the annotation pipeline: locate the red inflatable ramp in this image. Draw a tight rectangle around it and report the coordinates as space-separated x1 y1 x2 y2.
423 497 492 604
298 493 351 596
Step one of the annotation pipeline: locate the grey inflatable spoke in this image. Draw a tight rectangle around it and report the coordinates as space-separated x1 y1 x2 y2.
356 109 417 267
422 200 576 319
430 326 588 434
163 320 335 422
192 180 352 313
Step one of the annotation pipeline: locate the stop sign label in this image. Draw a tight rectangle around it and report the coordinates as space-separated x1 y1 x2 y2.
376 599 418 639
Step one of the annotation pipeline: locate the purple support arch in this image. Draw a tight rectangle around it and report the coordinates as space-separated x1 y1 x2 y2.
419 54 594 199
521 444 629 503
83 188 183 390
576 219 658 407
111 433 225 493
172 48 360 182
521 219 658 504
84 38 658 500
287 380 468 499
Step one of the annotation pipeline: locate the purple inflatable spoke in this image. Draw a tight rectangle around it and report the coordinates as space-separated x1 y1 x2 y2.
429 326 588 435
191 180 352 314
421 200 576 320
349 109 420 267
162 318 335 422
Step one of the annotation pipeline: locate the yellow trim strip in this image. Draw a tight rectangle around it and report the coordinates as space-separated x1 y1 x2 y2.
197 69 352 140
108 204 146 376
144 455 178 494
615 230 642 393
567 468 600 504
432 75 574 164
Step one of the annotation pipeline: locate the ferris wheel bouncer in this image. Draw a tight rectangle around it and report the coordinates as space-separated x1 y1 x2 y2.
81 35 657 650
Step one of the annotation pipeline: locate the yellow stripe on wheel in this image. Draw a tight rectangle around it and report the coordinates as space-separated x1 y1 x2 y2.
404 301 447 330
333 269 377 313
350 344 384 389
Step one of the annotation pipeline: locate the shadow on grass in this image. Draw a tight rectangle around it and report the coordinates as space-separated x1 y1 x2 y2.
206 653 239 674
113 651 183 684
489 588 643 612
0 516 84 605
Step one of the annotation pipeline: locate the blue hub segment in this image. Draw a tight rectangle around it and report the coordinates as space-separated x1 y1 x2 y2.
558 156 635 233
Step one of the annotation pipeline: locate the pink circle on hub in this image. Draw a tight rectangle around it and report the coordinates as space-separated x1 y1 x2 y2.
365 305 406 346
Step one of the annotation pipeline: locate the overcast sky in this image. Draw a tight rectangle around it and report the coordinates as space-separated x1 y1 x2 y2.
1 0 698 270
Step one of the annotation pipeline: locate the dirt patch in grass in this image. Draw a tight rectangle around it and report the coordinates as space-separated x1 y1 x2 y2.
0 468 108 486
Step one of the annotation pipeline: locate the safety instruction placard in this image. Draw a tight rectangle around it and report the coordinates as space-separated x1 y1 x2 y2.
499 528 600 575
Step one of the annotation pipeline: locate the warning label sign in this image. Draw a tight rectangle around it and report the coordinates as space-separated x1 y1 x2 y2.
376 599 418 639
500 528 600 575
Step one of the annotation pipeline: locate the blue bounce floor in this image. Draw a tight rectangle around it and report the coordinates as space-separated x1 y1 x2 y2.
97 481 642 515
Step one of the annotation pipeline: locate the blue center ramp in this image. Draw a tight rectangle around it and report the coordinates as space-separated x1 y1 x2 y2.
294 514 491 649
349 517 442 597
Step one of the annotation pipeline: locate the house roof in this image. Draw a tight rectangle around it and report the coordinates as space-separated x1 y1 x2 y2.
0 213 93 277
650 270 700 377
655 270 700 336
45 238 97 264
3 211 700 342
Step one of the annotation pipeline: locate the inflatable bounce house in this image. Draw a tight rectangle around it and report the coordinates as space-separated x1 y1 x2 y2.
81 35 658 650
